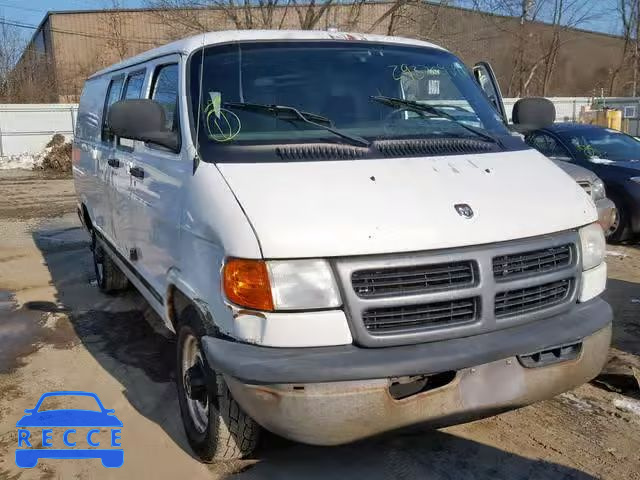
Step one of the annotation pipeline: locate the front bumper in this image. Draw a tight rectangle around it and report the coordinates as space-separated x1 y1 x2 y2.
226 324 610 445
596 197 617 233
202 298 611 384
202 298 612 445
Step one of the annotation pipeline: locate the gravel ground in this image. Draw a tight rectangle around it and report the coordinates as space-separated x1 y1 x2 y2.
0 171 639 479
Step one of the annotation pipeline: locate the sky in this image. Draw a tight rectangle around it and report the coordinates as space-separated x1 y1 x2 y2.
0 0 626 42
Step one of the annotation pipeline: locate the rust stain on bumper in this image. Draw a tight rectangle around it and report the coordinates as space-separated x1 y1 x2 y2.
225 324 612 445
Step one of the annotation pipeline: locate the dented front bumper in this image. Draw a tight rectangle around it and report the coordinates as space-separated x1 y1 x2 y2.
225 324 610 445
203 298 612 445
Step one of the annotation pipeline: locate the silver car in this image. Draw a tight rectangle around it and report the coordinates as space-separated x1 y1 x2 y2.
554 160 617 237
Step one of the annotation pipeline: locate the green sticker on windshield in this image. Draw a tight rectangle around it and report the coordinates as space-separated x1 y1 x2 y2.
209 91 221 119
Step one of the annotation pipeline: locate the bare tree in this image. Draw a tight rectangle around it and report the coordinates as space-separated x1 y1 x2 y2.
609 0 639 96
470 0 603 97
102 0 131 61
0 19 24 101
0 19 59 102
147 0 286 35
144 0 442 38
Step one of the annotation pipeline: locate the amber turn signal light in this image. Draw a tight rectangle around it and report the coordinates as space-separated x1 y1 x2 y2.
223 258 274 311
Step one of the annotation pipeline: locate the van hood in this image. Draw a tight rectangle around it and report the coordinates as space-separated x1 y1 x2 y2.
217 149 596 258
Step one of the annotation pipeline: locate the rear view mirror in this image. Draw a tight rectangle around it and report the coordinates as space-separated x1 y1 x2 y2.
512 97 556 133
108 99 180 152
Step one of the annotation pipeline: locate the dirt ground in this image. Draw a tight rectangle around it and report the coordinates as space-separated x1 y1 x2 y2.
0 171 639 480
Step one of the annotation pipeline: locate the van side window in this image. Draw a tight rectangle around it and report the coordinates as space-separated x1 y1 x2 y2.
151 64 180 135
102 75 124 143
123 70 146 100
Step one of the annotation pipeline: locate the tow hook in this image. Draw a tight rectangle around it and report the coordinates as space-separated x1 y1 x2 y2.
184 363 207 402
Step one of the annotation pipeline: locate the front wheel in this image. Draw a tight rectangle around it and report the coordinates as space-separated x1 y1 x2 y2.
606 196 630 243
176 307 260 462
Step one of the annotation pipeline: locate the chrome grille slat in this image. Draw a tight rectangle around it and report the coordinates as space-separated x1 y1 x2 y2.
354 272 472 289
354 264 472 280
363 298 478 333
496 286 568 308
493 244 572 279
493 251 570 269
368 302 476 319
495 279 572 318
352 261 476 298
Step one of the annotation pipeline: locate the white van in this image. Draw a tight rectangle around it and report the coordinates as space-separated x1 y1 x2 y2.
73 30 612 462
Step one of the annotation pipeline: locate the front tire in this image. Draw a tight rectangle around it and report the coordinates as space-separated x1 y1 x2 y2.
176 307 260 462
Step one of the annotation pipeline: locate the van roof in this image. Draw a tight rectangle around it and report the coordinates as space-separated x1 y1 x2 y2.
89 29 446 79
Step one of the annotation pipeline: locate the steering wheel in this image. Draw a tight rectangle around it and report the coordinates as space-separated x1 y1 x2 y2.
382 107 430 136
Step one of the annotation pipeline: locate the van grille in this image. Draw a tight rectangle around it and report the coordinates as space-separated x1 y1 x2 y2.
362 298 478 334
351 261 476 298
336 232 580 347
494 279 573 318
493 244 572 280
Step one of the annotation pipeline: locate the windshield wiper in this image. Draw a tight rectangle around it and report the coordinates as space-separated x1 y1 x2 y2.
370 95 501 146
223 102 370 147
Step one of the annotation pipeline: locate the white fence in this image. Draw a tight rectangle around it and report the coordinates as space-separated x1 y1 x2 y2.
0 104 78 158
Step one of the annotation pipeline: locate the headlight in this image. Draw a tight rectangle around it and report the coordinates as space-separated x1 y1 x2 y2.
268 259 341 310
223 258 341 311
579 223 606 271
591 178 606 201
630 177 640 184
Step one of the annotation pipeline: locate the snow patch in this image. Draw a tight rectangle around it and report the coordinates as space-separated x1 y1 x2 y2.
613 398 640 416
0 152 43 170
560 392 593 412
0 144 57 171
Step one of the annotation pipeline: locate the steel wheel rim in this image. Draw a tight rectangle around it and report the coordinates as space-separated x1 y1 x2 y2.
182 333 209 434
606 209 620 238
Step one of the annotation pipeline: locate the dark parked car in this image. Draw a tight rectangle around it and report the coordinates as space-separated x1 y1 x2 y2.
525 123 640 242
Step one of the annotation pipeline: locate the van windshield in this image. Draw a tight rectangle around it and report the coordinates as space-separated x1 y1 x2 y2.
189 41 510 154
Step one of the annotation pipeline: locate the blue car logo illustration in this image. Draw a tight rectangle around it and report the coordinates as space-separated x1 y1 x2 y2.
15 391 123 468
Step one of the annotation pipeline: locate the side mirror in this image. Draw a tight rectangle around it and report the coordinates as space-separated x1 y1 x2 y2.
108 99 180 152
512 97 556 133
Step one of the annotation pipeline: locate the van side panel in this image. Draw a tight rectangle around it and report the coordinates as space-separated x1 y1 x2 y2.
73 76 110 234
176 161 264 338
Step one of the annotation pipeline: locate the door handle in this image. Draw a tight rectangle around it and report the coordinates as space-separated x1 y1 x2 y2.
129 166 145 179
107 158 120 168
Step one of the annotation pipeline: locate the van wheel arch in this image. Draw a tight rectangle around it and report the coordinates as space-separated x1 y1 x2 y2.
167 285 221 337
